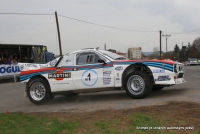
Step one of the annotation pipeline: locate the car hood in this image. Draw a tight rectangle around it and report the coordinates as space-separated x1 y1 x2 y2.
18 57 60 71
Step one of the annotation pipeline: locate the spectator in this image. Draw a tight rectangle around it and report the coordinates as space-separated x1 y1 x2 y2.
11 58 18 65
29 57 34 63
0 58 3 64
4 52 10 59
12 53 17 59
7 58 11 65
4 58 8 64
0 52 4 60
14 56 18 61
23 56 29 63
17 59 21 63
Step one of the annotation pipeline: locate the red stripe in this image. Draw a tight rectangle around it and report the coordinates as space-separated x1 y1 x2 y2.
114 60 174 65
61 67 73 71
20 67 56 75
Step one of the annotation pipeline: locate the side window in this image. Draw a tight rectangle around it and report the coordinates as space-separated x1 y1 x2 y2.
76 52 100 65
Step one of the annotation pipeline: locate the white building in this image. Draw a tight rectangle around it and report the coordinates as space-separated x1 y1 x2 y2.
127 47 142 59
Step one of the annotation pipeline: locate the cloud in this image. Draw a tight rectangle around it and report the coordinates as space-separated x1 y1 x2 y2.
0 0 199 54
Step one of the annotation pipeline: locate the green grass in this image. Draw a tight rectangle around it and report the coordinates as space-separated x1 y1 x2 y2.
88 113 164 134
0 113 77 134
0 112 198 134
128 113 161 134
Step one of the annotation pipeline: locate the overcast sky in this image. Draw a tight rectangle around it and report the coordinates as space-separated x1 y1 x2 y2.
1 0 200 55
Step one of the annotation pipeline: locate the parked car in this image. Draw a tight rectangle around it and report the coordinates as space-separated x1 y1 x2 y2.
20 48 186 104
188 58 198 66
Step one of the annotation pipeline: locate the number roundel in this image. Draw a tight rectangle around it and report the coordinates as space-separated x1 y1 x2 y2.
81 70 98 86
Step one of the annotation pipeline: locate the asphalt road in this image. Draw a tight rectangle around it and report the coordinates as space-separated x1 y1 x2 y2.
0 66 200 113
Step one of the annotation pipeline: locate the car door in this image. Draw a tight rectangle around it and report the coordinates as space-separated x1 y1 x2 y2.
72 51 114 90
52 54 76 92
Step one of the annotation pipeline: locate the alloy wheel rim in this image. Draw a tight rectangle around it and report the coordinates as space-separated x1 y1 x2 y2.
30 82 46 101
127 75 145 95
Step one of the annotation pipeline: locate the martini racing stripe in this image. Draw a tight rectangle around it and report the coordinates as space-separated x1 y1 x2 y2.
20 67 57 81
20 67 57 75
20 70 56 81
113 61 173 71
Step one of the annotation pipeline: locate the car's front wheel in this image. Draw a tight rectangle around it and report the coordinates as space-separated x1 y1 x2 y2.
27 78 54 105
124 71 152 99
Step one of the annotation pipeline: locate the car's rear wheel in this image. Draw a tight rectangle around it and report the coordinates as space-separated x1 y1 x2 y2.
124 71 152 99
27 78 54 105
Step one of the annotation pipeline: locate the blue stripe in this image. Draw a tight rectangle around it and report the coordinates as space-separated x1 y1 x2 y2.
20 70 55 81
114 62 173 71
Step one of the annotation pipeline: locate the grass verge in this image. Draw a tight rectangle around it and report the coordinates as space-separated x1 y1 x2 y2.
0 101 200 134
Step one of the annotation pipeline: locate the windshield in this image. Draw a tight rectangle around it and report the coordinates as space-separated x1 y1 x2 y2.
98 50 128 60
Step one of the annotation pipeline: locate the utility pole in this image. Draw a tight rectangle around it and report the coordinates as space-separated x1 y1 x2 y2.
162 34 171 53
182 42 183 62
159 31 162 60
55 11 62 56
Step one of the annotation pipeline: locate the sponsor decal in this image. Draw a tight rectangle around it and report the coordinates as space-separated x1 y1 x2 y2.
53 82 69 85
19 63 39 70
50 59 58 66
66 59 71 62
0 65 20 74
20 65 24 70
155 75 171 81
116 77 120 83
115 66 123 71
102 67 113 71
48 70 71 81
153 69 165 73
81 70 98 86
103 71 111 85
39 64 48 68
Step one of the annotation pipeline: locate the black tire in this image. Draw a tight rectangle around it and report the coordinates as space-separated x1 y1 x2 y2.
152 87 164 91
124 71 152 99
65 93 80 97
69 93 80 96
27 78 54 105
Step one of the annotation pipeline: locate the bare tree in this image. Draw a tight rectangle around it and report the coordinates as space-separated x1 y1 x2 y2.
193 37 200 52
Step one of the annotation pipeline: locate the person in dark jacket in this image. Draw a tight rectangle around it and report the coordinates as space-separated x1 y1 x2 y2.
7 58 12 65
0 58 3 64
4 58 8 64
4 52 10 59
0 52 4 60
29 57 34 63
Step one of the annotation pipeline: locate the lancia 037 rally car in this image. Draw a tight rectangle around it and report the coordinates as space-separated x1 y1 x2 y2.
19 48 185 104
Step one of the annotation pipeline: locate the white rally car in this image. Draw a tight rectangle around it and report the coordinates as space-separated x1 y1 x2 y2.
20 48 185 104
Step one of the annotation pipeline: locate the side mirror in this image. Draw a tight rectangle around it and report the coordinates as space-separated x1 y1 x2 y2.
98 59 106 64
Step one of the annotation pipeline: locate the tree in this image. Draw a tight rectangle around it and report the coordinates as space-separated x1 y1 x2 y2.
193 37 200 52
188 44 199 59
179 46 189 62
163 51 173 59
173 44 180 61
174 44 180 53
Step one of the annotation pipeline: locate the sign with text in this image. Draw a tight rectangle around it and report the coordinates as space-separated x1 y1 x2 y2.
0 65 20 76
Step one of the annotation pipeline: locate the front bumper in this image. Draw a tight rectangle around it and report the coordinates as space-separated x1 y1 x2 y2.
175 78 186 84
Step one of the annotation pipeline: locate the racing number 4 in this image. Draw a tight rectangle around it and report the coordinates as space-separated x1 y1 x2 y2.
85 73 91 81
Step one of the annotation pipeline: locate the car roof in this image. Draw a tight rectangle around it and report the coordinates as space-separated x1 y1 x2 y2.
70 48 98 54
